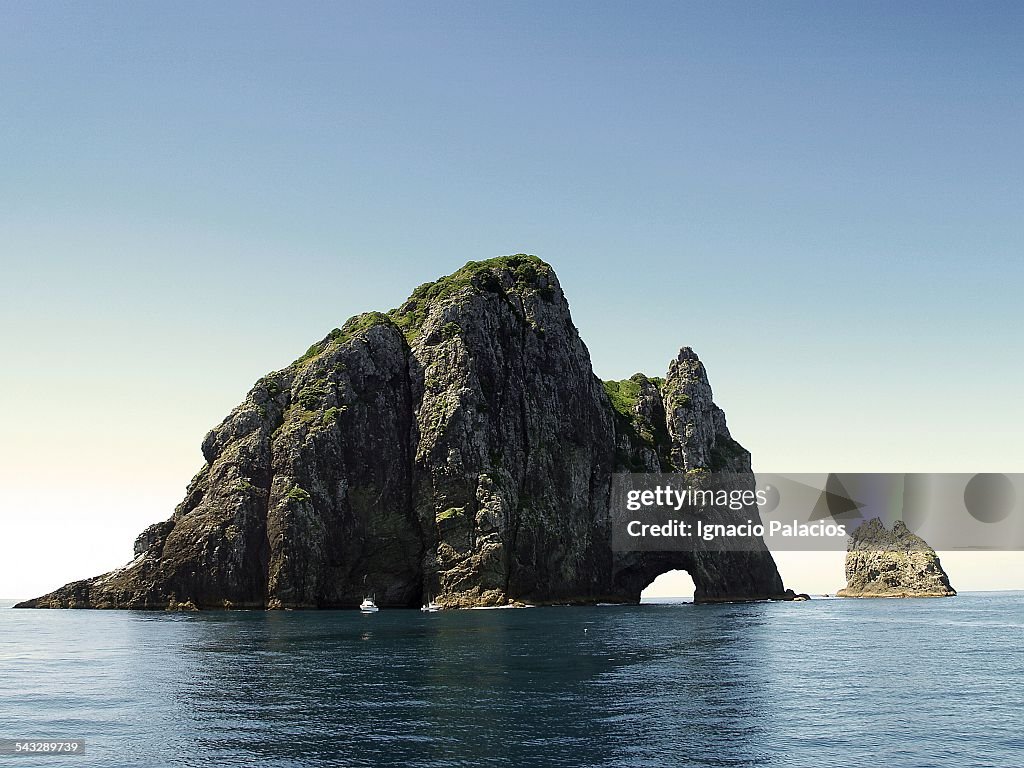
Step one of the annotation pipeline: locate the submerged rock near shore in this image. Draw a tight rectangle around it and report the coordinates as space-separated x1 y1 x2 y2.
19 255 791 610
837 518 956 598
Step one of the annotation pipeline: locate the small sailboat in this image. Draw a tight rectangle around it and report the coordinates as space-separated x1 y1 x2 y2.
359 595 379 613
420 595 441 612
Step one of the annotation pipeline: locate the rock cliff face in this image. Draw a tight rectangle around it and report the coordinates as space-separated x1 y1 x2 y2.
18 255 789 609
837 519 956 598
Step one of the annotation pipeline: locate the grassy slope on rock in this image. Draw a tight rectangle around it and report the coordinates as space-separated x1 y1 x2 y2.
603 374 673 472
388 254 554 341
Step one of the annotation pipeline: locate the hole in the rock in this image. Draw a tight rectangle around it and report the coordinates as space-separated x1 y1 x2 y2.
640 569 695 601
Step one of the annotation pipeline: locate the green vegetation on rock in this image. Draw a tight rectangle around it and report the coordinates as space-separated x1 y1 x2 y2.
389 254 553 341
322 406 346 426
437 507 464 523
286 486 311 503
603 373 675 473
297 381 329 411
667 393 691 409
333 311 393 344
603 378 642 419
293 312 395 368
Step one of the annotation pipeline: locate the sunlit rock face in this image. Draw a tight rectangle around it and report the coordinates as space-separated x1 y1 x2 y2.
837 519 956 598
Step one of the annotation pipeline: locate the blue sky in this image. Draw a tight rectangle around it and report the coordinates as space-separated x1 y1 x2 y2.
1 2 1022 596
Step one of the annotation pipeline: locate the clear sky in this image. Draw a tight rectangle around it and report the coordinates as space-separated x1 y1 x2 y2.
2 2 1022 598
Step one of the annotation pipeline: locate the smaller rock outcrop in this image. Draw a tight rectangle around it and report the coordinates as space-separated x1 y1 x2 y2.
837 518 956 598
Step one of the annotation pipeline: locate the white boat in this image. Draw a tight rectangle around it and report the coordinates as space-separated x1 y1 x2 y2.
420 597 441 612
359 596 378 613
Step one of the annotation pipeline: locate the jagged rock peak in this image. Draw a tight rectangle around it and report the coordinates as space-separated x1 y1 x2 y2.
662 348 747 474
837 518 956 598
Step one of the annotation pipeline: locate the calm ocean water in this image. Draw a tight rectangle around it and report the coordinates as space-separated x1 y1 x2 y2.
1 593 1021 767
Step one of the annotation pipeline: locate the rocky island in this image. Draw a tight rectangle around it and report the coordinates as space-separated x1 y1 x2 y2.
837 518 956 598
19 255 795 610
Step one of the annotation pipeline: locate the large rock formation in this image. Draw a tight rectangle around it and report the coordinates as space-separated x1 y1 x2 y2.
837 518 956 598
18 255 790 609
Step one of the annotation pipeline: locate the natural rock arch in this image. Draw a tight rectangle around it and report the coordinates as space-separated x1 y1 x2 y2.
640 569 696 598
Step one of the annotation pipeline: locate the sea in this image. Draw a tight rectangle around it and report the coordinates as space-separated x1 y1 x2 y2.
0 593 1020 767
